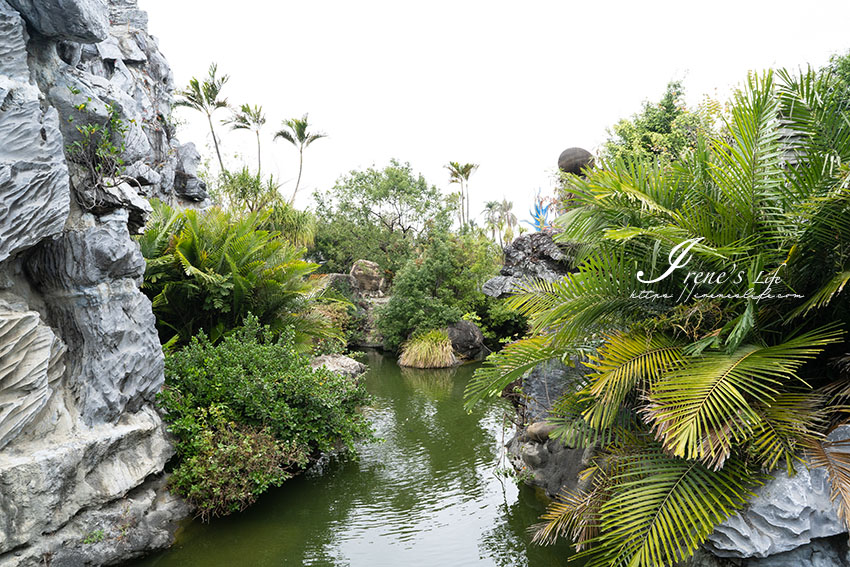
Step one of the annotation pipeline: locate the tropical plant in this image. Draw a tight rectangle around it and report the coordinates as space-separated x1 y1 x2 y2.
483 200 501 242
523 192 552 231
175 63 229 172
498 198 517 244
465 68 850 567
138 200 331 347
274 113 327 204
399 329 455 368
226 103 266 173
446 161 479 228
214 166 281 214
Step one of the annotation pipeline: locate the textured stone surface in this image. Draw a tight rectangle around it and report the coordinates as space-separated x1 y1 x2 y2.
26 210 163 425
482 231 574 299
350 259 388 296
0 0 71 265
6 0 109 42
0 297 65 451
707 462 846 558
173 142 208 202
0 473 189 567
446 320 487 361
0 407 173 555
311 354 366 380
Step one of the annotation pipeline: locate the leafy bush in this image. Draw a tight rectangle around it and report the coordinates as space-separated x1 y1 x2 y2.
66 102 127 187
377 231 501 351
158 316 373 518
399 329 455 368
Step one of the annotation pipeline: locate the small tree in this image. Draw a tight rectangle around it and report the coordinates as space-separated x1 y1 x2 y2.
445 161 478 228
226 104 266 174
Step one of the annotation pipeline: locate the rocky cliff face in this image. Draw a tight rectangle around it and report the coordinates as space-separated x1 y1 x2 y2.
0 1 195 564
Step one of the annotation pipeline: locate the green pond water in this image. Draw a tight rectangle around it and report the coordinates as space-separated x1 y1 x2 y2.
132 351 581 567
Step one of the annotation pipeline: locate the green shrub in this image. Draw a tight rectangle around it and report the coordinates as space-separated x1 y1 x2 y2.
399 329 455 369
158 316 373 518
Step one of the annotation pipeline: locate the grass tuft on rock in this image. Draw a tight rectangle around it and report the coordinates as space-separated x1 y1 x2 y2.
399 329 456 369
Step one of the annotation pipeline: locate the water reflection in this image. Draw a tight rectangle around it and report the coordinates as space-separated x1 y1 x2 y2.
131 352 580 567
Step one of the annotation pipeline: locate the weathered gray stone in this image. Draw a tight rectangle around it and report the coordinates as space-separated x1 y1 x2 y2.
446 320 487 361
72 177 152 234
173 142 208 202
0 297 65 450
7 0 109 43
0 407 173 555
0 473 189 567
311 354 367 380
707 464 845 558
350 259 387 296
482 231 574 299
0 0 70 264
108 0 148 30
26 211 163 425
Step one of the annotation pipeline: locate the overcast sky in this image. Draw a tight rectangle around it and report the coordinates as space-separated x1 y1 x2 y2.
141 0 850 222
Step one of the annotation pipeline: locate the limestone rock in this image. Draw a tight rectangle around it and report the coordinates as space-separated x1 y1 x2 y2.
6 0 109 43
707 464 846 558
72 178 153 234
173 142 208 202
26 211 163 425
0 407 173 555
350 260 387 296
482 232 574 299
446 320 487 361
0 1 70 265
311 354 366 380
0 298 65 450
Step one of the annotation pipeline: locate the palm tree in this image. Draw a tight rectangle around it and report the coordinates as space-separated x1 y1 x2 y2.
465 69 850 567
445 161 478 228
175 63 229 172
482 200 500 243
498 199 517 245
226 104 266 173
274 114 326 205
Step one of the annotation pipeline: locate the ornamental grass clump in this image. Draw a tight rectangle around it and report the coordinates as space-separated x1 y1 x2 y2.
399 329 456 368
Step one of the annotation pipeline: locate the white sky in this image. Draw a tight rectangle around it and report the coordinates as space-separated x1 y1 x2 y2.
141 0 850 223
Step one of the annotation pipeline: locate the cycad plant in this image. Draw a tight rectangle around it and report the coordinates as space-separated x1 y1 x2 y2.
465 69 850 567
139 200 333 348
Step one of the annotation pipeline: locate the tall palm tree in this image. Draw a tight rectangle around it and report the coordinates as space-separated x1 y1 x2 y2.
445 161 478 228
274 114 326 205
498 199 517 245
482 200 500 243
465 69 850 567
175 63 229 172
226 104 266 174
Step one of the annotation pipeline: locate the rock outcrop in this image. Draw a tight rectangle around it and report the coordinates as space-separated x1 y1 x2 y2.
0 0 197 563
482 230 574 299
446 320 487 361
310 354 367 380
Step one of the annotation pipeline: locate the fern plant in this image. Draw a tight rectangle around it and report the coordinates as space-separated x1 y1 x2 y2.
466 68 850 567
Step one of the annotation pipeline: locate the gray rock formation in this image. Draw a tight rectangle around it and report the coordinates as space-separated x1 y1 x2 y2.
446 320 487 361
504 360 592 498
0 0 195 562
311 354 367 380
482 231 575 299
7 0 109 42
350 259 388 297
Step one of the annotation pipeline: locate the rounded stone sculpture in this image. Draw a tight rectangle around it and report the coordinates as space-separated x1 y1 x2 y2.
558 147 594 176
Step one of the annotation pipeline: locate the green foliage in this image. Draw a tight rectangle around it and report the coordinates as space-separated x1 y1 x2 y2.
159 317 373 518
65 103 127 187
399 329 455 368
467 68 850 567
175 63 229 171
138 200 330 347
601 81 723 165
81 529 105 545
312 159 450 275
212 166 282 213
377 230 501 351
